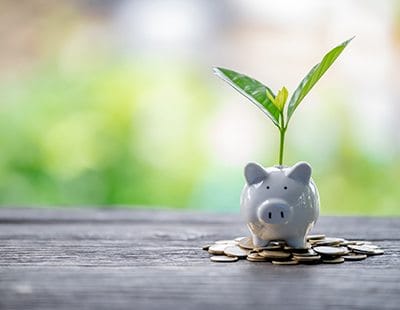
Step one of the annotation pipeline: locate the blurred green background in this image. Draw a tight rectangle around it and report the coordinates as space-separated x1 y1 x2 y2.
1 0 400 215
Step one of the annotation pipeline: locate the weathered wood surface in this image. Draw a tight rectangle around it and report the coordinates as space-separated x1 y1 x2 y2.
0 208 399 310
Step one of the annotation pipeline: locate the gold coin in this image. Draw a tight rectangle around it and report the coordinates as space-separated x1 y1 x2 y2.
322 257 345 264
210 255 238 262
238 237 255 250
272 260 298 265
259 250 291 259
313 246 349 256
224 245 249 258
342 253 367 261
208 244 228 255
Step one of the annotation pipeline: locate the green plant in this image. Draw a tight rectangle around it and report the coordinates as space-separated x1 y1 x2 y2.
214 37 353 165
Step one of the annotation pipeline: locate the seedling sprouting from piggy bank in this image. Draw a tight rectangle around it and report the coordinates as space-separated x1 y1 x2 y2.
214 37 353 248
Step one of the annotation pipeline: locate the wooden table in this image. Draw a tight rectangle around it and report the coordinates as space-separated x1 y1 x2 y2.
0 208 399 310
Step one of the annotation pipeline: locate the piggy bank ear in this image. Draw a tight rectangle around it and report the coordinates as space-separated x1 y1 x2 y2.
244 162 268 185
286 162 312 184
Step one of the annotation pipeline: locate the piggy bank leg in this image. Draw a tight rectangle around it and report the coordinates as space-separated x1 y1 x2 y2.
286 236 307 249
251 232 268 247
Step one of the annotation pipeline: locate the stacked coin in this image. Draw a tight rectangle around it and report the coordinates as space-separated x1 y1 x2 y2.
203 234 383 265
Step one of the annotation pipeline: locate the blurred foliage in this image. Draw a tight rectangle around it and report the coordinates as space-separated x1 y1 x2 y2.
0 61 212 207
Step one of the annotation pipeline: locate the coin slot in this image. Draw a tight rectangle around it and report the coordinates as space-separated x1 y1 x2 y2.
280 211 284 218
268 212 272 219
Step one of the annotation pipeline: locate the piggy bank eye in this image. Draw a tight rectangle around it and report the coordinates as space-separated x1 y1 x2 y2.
266 186 270 189
284 186 288 190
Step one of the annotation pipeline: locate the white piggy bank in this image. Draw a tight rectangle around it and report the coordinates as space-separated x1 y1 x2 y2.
240 162 320 249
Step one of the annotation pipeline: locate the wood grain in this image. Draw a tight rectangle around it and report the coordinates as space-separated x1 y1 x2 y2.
0 208 399 310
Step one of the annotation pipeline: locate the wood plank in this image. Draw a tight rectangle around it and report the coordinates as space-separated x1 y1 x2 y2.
1 207 399 240
0 208 399 310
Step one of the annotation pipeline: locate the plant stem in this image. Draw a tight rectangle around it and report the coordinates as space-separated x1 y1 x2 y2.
278 112 286 166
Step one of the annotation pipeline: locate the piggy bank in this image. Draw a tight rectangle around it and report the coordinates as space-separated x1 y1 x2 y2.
240 161 319 249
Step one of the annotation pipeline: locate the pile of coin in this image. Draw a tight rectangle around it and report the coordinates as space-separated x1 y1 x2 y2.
203 234 383 265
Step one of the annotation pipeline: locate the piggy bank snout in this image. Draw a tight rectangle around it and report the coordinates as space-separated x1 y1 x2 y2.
257 200 292 225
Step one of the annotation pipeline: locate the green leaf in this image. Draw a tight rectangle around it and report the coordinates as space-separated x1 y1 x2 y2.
213 67 280 127
274 86 288 112
287 37 353 121
265 89 276 104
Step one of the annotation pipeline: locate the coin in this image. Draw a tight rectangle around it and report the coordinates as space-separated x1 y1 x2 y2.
272 260 298 265
347 244 372 250
348 244 380 250
204 235 383 265
362 245 379 249
292 255 321 262
254 244 283 251
259 250 291 259
208 244 228 255
340 240 363 246
369 249 384 255
224 245 249 258
246 252 269 262
322 257 345 264
342 253 367 261
291 246 313 254
238 237 255 250
307 234 326 240
290 249 318 257
349 245 384 255
284 243 311 251
210 255 238 262
313 246 349 256
312 237 345 246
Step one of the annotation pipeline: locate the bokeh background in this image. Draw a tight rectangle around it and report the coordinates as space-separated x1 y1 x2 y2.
1 0 399 215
